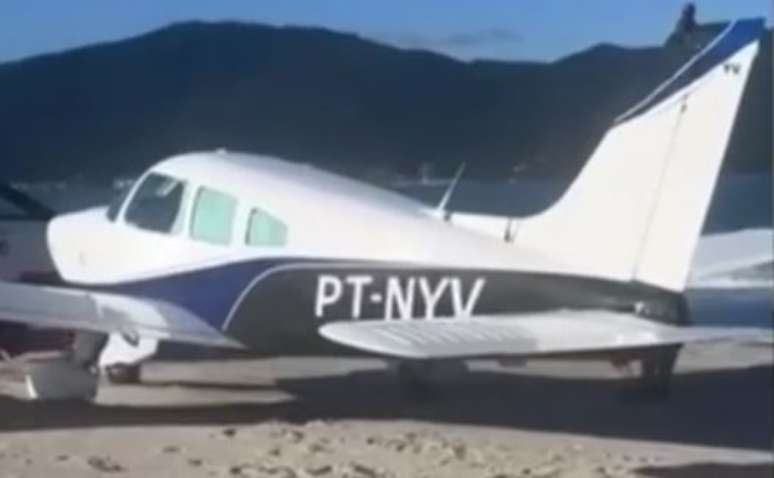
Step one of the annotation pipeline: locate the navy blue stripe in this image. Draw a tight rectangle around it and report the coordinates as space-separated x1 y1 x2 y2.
99 257 351 330
103 258 299 329
616 18 765 124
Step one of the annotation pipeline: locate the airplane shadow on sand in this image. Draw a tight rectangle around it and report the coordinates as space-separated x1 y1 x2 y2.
0 365 770 452
635 462 774 478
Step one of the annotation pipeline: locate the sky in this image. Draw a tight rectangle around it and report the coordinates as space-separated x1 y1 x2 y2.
1 1 770 63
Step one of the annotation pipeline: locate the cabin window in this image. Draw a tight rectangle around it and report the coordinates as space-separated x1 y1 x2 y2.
190 187 237 245
246 208 288 247
124 173 187 234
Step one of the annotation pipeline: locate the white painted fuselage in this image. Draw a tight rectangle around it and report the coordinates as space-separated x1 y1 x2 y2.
48 152 573 286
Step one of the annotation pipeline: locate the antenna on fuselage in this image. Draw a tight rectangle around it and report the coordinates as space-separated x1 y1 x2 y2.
435 162 466 221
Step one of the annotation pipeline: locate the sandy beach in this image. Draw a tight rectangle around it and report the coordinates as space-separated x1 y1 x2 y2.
0 340 770 478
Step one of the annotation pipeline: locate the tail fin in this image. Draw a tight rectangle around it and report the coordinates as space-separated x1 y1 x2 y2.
514 19 765 292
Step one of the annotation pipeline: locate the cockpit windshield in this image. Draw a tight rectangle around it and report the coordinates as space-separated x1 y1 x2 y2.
124 173 187 234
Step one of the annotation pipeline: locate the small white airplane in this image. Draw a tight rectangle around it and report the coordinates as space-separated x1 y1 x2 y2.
0 18 769 400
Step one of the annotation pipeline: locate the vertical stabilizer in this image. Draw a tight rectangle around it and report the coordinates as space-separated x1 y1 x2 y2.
514 19 765 292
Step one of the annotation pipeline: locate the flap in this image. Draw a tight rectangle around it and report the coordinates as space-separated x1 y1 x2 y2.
319 310 769 359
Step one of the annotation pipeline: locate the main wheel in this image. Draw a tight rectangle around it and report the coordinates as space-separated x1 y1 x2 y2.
105 364 142 384
638 345 680 398
616 345 681 400
395 360 469 401
396 361 436 401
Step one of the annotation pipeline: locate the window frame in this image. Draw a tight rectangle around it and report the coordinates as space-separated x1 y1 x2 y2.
121 172 189 236
244 206 289 248
106 187 132 222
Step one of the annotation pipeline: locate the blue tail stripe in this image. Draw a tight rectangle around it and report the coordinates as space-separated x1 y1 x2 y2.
616 18 765 124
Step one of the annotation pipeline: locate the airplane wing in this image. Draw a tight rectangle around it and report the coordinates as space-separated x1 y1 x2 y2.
0 281 243 349
319 310 770 359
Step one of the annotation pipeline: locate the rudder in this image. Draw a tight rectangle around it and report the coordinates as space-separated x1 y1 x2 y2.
513 19 765 292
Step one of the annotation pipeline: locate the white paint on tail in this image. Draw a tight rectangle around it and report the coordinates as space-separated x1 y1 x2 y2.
512 22 762 292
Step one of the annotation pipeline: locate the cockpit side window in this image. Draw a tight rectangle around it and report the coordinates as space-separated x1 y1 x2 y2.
124 173 187 234
190 187 237 246
246 208 288 247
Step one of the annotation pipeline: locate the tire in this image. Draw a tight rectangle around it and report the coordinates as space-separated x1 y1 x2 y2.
105 364 142 384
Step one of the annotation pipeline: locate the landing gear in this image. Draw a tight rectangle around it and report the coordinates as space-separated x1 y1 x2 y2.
105 363 142 384
69 331 109 368
638 345 680 398
615 345 681 400
396 361 434 401
395 360 468 401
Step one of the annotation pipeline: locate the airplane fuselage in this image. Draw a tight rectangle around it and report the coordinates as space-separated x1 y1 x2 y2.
38 152 688 356
73 257 682 355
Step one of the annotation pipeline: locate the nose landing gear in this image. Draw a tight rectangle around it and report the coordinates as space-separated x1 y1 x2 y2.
105 363 142 384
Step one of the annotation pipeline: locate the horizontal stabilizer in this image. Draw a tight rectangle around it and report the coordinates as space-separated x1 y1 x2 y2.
690 228 773 284
319 311 770 359
0 281 243 349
